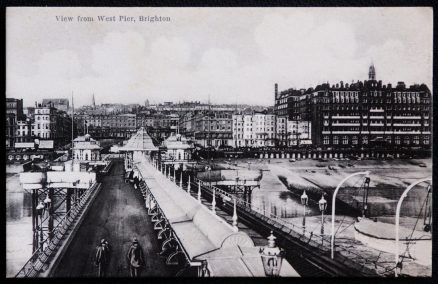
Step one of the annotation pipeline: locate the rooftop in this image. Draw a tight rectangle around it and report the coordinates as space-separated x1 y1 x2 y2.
120 127 158 151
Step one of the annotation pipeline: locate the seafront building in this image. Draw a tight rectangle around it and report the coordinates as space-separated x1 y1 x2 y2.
5 64 432 155
274 64 432 149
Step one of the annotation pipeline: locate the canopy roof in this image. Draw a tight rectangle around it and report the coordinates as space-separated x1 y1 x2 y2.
135 158 299 277
119 127 158 151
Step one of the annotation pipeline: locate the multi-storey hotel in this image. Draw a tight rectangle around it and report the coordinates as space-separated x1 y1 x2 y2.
274 64 432 149
180 110 233 148
232 111 276 148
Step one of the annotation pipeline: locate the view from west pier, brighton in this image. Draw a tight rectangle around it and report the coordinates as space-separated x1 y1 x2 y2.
6 7 433 278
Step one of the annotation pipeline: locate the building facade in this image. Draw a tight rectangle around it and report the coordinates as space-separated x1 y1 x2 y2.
73 134 101 161
6 98 24 148
6 113 16 149
76 113 137 139
6 98 24 120
274 64 432 149
15 119 34 143
42 98 70 113
33 104 73 146
181 110 233 148
232 111 277 148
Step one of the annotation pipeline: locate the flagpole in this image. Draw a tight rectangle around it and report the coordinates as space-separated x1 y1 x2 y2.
72 91 74 164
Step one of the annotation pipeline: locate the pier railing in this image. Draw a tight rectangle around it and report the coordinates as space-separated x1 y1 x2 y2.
191 177 391 276
15 182 102 278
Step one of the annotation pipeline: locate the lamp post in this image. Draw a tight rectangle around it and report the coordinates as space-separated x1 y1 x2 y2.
394 177 432 277
187 175 191 193
198 181 202 203
43 194 51 212
319 194 327 245
260 231 284 277
43 193 53 239
235 176 240 193
300 190 308 233
36 202 45 251
232 198 238 231
212 187 216 215
331 171 370 259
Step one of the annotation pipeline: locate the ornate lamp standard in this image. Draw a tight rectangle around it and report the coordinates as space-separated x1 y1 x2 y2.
187 175 191 193
43 193 52 239
43 194 52 212
300 190 308 233
318 194 327 245
260 231 284 277
36 202 45 251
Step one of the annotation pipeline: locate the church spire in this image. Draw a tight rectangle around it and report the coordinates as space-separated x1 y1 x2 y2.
92 93 96 109
368 63 376 80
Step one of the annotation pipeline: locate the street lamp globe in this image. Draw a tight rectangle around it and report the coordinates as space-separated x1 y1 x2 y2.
36 202 45 216
319 194 327 212
301 190 308 206
260 231 284 277
43 194 52 208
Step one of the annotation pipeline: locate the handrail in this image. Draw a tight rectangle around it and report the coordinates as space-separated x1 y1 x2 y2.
15 182 101 278
192 178 388 275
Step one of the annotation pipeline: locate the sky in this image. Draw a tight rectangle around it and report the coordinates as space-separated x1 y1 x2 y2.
6 7 433 107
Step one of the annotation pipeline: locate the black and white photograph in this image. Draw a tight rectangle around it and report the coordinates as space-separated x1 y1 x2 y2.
5 6 433 278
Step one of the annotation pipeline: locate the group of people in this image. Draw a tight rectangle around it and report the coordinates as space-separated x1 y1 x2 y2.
95 237 145 277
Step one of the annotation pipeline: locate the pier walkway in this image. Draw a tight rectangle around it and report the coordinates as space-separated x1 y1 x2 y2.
53 161 173 277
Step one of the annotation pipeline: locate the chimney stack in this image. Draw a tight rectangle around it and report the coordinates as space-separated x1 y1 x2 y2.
274 83 278 100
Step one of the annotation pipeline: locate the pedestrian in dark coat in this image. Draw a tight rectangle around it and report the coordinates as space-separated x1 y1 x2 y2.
95 239 110 277
126 238 145 277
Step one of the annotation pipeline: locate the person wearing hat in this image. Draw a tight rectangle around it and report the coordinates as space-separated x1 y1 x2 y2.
95 238 110 277
126 237 145 277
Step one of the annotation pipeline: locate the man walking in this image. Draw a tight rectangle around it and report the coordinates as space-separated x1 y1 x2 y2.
95 239 110 277
126 237 145 277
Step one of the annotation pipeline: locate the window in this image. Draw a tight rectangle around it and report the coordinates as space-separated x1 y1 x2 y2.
352 136 358 145
424 137 430 145
333 136 339 145
362 136 368 144
342 136 349 145
413 136 419 145
323 136 329 145
404 137 410 145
